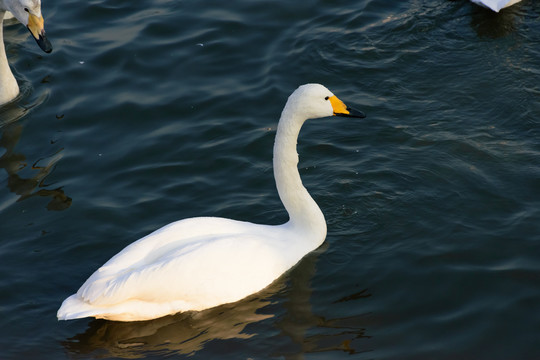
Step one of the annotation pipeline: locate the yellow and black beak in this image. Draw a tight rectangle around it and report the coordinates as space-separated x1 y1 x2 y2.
329 95 366 118
27 13 52 53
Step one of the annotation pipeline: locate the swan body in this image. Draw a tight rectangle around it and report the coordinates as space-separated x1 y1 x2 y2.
0 0 52 105
57 84 366 322
469 0 522 12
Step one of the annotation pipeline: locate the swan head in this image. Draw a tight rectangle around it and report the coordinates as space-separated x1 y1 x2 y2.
284 84 366 122
3 0 52 53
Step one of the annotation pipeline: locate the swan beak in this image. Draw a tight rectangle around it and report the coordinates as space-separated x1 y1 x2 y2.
329 95 366 118
27 13 52 53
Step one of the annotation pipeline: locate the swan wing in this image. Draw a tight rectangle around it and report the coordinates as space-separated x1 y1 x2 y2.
73 218 293 312
86 217 258 278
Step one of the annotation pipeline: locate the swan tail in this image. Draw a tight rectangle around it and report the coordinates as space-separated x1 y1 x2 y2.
57 294 194 321
57 294 108 320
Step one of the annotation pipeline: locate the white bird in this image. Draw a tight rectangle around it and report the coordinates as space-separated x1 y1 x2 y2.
0 0 52 106
57 84 366 322
469 0 522 12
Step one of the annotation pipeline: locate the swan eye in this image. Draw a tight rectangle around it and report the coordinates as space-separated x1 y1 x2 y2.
325 96 329 100
24 7 29 12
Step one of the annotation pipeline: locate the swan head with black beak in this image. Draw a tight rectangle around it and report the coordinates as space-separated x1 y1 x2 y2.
3 0 52 53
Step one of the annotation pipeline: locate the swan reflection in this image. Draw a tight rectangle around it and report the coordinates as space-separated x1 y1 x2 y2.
62 281 280 358
276 244 372 358
0 103 71 211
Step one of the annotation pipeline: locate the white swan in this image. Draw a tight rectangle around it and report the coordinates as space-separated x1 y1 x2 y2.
469 0 522 12
57 84 366 322
0 0 52 105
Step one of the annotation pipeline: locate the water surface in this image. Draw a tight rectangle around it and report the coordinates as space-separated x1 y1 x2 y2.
1 0 539 359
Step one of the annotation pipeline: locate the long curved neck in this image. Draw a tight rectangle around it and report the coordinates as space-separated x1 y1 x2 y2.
273 105 326 242
0 10 20 105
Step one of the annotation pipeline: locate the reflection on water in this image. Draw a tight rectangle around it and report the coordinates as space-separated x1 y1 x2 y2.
276 244 372 359
0 103 71 211
62 243 372 358
62 281 280 358
278 313 371 359
0 96 28 128
0 0 538 357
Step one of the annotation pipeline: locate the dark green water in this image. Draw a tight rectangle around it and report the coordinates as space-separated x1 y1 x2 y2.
1 0 539 359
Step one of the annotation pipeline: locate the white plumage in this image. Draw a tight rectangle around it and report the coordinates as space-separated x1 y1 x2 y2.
3 11 14 20
57 84 366 322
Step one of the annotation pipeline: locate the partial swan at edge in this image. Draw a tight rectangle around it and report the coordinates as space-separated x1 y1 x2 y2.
0 0 52 106
57 83 366 322
469 0 522 12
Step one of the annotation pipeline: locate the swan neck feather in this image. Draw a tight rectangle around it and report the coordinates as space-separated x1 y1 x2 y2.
0 10 20 105
273 102 326 241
